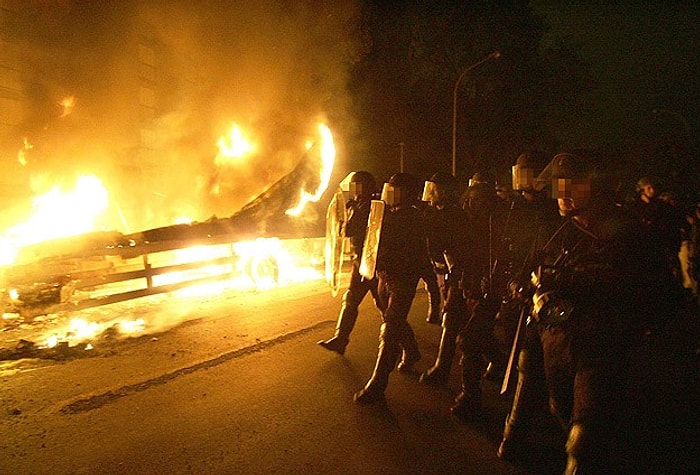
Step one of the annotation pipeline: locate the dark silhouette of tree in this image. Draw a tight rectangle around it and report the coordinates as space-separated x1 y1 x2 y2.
347 0 596 182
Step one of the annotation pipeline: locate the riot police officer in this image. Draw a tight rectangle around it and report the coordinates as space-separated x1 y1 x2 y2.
497 152 680 473
354 172 427 404
418 172 471 386
450 172 511 420
318 171 384 354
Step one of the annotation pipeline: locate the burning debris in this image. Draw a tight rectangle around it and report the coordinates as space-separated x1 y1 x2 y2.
0 124 336 359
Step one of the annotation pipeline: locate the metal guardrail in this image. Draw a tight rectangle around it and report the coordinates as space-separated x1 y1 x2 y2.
2 237 325 319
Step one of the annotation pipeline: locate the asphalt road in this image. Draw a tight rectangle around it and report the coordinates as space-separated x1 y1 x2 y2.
1 278 698 474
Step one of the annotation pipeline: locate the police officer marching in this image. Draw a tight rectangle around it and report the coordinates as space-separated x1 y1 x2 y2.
318 171 384 355
354 172 428 404
496 152 682 473
418 172 472 386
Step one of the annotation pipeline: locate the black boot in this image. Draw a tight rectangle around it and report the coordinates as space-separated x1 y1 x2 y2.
317 337 347 354
450 354 483 422
397 321 421 372
564 422 610 475
419 326 457 386
317 296 359 355
450 391 481 422
354 323 400 404
497 348 539 461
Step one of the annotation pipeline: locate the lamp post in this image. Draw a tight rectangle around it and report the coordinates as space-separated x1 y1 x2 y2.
452 50 500 177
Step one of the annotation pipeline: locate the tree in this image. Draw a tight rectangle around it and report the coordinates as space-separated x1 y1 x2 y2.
347 0 596 182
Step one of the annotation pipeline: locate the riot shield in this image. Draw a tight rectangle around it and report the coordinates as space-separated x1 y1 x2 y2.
324 187 347 296
359 199 385 280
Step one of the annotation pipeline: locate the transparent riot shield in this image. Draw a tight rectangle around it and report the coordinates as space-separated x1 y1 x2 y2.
359 199 385 280
324 187 347 296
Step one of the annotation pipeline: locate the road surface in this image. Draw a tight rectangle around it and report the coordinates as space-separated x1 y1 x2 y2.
1 278 697 474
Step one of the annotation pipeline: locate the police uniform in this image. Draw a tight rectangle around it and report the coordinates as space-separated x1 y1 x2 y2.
498 153 681 473
354 173 427 404
451 176 511 419
419 172 472 386
318 171 385 355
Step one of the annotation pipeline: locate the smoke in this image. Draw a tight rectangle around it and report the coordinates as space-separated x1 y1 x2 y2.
3 0 362 232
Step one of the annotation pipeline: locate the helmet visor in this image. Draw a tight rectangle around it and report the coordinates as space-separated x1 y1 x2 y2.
338 172 355 192
381 182 404 207
422 181 440 203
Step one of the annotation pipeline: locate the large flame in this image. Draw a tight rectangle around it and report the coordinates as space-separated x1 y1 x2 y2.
2 120 336 352
0 175 109 265
285 123 335 216
215 123 256 166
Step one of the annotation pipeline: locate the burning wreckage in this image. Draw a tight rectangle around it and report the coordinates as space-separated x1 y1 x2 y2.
0 128 338 359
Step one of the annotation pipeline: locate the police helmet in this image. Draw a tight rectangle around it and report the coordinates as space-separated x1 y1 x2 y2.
550 152 592 180
422 171 457 204
512 151 547 191
381 172 421 207
549 152 594 213
463 173 496 212
340 171 376 199
468 171 494 188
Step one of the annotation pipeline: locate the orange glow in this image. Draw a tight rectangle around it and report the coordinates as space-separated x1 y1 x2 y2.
17 138 33 166
215 123 255 166
0 175 109 265
286 123 335 216
59 95 76 118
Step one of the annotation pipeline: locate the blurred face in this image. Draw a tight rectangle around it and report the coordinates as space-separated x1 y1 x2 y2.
349 181 367 200
552 178 591 216
512 165 536 191
381 183 405 208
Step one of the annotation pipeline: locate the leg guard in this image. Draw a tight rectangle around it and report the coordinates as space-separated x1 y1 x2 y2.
397 321 421 372
318 284 365 354
450 352 484 422
424 274 442 324
419 325 458 385
354 323 401 404
497 345 543 460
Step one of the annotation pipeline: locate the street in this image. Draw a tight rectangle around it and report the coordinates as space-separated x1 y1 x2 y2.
1 277 698 474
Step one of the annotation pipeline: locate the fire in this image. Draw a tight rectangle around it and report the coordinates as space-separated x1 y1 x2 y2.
1 120 336 354
215 123 255 166
42 317 146 349
59 96 76 118
0 175 109 265
285 123 335 216
17 138 33 166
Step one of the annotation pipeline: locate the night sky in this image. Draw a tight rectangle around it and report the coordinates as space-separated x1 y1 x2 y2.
531 1 699 149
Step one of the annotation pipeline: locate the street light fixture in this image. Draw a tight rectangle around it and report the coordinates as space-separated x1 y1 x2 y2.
452 50 501 177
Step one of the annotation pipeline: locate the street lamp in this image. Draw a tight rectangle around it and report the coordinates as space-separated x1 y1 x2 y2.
452 50 501 177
